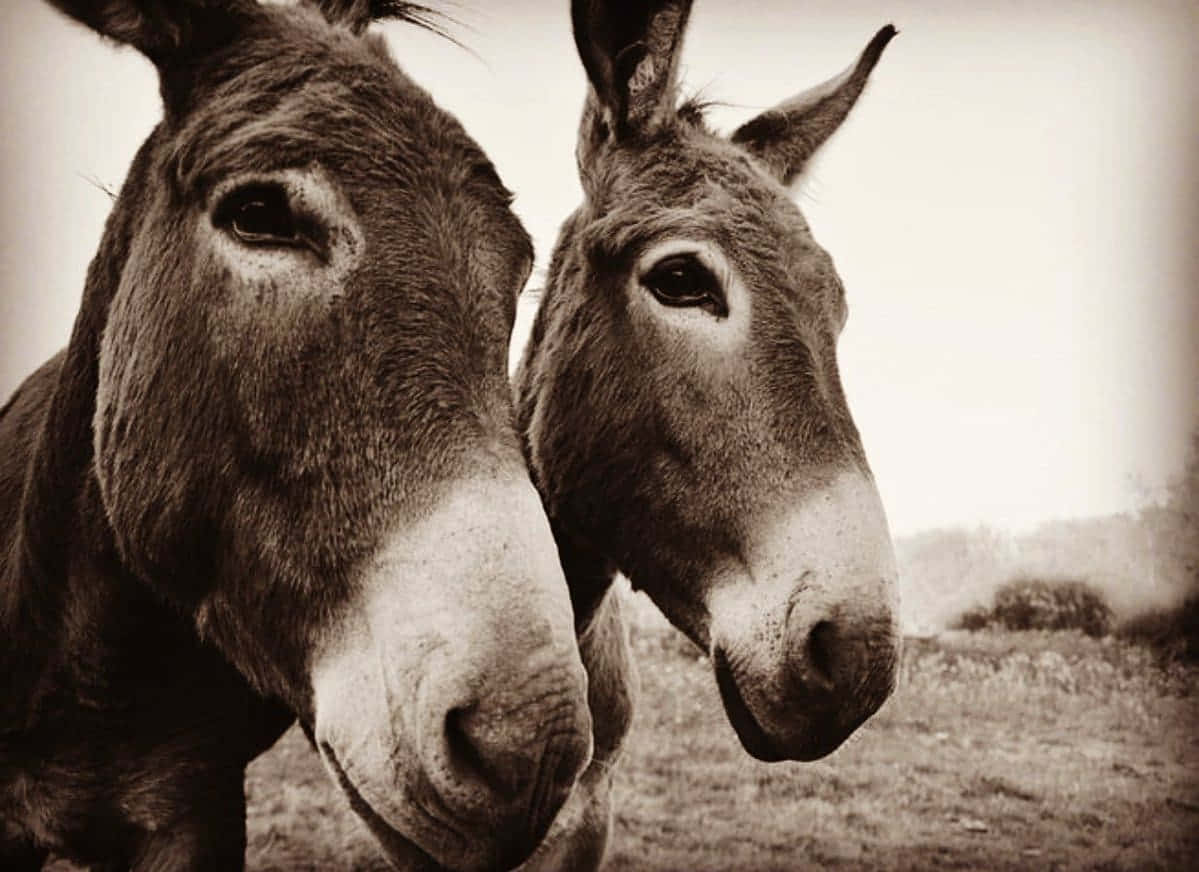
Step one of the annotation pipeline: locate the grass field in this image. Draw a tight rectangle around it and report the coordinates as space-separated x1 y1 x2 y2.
240 590 1198 871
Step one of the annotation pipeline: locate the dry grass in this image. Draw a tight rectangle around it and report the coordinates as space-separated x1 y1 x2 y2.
236 594 1198 871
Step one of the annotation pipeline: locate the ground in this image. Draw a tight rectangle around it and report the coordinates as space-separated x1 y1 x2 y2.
238 592 1198 871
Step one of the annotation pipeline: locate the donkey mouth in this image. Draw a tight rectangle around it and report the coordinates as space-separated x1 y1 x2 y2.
712 648 871 763
320 743 452 872
712 646 784 762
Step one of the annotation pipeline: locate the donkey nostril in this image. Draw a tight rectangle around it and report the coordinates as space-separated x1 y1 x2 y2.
444 704 507 795
806 620 838 687
441 698 587 858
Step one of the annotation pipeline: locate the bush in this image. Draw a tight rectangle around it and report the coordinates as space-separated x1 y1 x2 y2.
951 577 1113 638
953 605 991 632
1119 593 1199 663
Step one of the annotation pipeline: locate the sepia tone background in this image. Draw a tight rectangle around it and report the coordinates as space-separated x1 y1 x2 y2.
5 1 1196 869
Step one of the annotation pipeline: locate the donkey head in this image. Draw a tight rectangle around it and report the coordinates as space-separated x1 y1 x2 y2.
52 1 590 867
518 0 900 762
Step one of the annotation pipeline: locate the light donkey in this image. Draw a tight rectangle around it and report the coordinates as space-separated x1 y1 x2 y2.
514 1 901 866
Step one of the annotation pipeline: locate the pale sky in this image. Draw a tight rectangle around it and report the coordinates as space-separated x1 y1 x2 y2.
2 0 1196 536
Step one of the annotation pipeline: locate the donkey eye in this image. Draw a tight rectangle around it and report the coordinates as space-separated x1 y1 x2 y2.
214 184 299 246
642 254 728 317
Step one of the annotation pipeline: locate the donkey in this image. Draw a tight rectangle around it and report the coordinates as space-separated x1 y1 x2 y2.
0 2 594 870
514 1 901 866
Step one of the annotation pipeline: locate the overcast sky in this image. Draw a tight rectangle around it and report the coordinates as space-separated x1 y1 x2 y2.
1 0 1196 536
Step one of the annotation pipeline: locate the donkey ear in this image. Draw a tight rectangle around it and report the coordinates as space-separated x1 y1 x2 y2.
731 25 896 186
46 0 250 65
572 0 692 143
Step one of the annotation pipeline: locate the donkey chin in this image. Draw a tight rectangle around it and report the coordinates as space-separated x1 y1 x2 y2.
307 479 594 871
704 470 902 762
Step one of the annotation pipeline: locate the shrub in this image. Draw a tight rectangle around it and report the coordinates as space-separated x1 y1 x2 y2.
1119 593 1199 663
950 577 1113 638
953 605 991 632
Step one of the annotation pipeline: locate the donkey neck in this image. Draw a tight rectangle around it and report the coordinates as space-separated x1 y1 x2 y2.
513 301 610 633
550 523 617 634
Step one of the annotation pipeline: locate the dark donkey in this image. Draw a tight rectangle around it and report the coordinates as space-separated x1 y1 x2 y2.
1 2 592 870
515 1 900 865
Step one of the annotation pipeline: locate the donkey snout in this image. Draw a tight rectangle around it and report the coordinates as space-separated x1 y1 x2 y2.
708 470 902 761
782 603 900 705
714 599 901 763
426 667 594 868
789 617 838 693
310 476 592 871
780 598 901 749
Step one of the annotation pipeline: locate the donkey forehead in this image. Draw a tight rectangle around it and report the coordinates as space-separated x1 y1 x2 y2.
166 7 510 207
587 135 838 301
181 2 403 112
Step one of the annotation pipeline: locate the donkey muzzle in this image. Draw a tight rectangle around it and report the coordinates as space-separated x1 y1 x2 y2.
707 469 901 761
310 476 593 871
